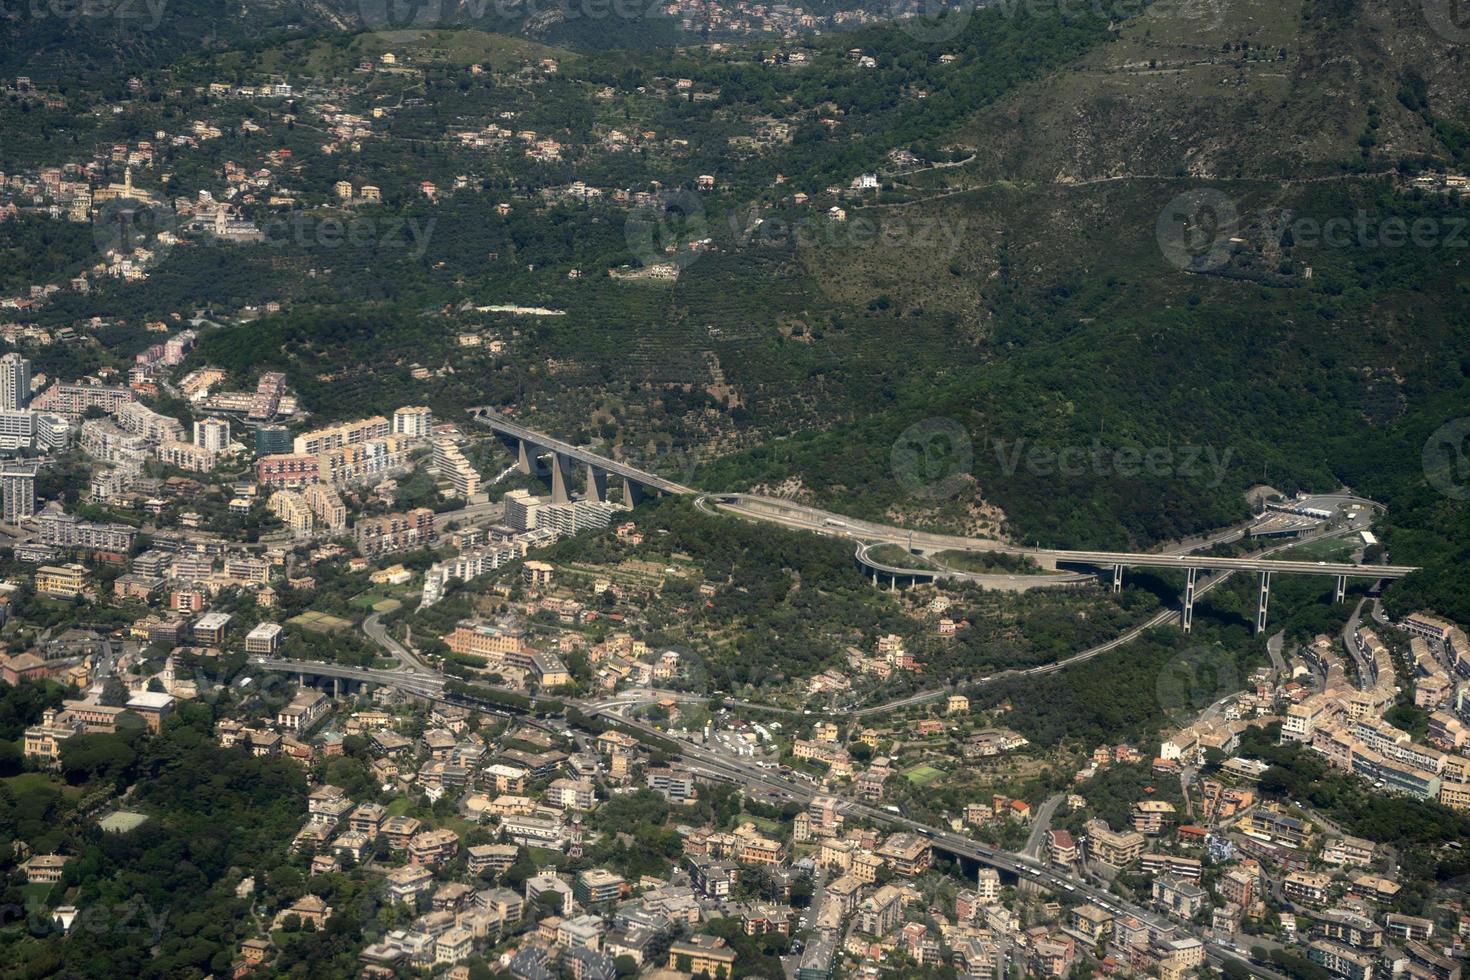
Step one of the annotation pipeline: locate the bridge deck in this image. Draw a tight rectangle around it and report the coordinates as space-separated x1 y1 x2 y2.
1053 550 1416 578
473 411 692 495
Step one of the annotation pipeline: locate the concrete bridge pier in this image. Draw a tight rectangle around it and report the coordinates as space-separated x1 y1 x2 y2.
1182 567 1198 633
516 438 535 475
622 477 644 507
1112 564 1123 593
1334 574 1346 603
1256 571 1272 635
550 453 573 504
585 465 607 503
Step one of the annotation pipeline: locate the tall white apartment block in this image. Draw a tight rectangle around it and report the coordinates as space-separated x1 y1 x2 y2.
193 417 231 452
392 405 433 439
0 354 31 411
1 461 37 523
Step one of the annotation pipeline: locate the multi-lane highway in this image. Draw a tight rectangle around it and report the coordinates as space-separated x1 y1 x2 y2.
586 703 1280 978
706 492 1413 582
256 635 1274 975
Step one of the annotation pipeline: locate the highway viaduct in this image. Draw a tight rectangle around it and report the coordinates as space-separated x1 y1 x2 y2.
465 416 1419 636
472 409 690 505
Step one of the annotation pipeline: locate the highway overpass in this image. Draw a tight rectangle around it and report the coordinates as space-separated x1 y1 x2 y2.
462 420 1417 635
249 657 447 698
854 541 1094 592
472 409 692 504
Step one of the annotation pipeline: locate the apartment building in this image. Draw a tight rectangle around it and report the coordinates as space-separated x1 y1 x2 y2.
244 622 283 655
269 490 313 534
666 936 737 977
303 483 346 530
646 767 698 803
433 438 482 497
407 828 460 866
0 461 35 523
876 833 932 876
193 417 230 451
446 620 526 661
546 777 596 811
156 440 216 472
856 885 905 936
35 563 87 598
116 401 185 443
276 690 328 732
315 435 413 486
293 415 389 455
392 405 433 438
574 868 627 907
354 507 435 556
1084 819 1145 869
36 511 138 553
256 453 319 488
33 382 135 416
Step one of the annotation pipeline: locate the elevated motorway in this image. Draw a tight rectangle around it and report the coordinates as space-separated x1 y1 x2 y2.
460 417 1416 634
249 657 447 698
472 409 692 504
711 492 1415 634
854 541 1093 592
